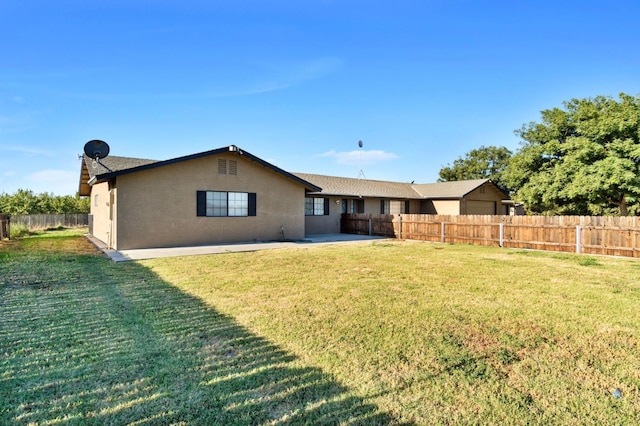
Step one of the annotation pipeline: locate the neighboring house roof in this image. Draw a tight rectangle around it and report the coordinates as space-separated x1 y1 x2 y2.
78 145 321 196
293 173 421 198
293 173 507 200
412 179 506 199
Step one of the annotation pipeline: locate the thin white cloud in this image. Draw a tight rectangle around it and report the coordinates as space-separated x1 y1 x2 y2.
39 57 344 101
284 57 343 85
164 56 344 99
224 57 343 97
319 149 398 166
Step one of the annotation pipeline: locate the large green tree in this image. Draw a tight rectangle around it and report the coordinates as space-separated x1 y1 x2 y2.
503 93 640 216
438 145 513 191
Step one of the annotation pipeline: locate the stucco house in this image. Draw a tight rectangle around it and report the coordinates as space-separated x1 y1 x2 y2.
79 145 513 250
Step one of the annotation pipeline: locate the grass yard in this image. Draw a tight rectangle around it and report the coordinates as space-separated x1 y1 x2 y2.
1 230 639 424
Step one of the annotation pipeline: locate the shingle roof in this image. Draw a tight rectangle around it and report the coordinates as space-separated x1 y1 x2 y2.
79 155 158 196
78 146 321 196
78 145 505 201
293 174 504 200
293 173 422 198
85 155 158 179
412 179 495 198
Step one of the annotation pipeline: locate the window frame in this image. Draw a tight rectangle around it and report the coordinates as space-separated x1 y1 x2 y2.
305 197 330 216
342 198 364 214
380 199 410 214
197 190 256 217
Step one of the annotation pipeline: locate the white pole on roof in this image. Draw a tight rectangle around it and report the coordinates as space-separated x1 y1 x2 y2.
357 140 366 180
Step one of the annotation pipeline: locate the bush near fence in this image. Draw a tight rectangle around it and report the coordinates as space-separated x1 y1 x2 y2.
9 214 89 230
341 214 640 258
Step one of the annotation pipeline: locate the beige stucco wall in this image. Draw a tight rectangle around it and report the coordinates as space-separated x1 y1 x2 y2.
362 198 379 214
460 184 506 215
306 196 418 234
89 182 113 247
420 200 437 214
432 200 461 215
102 153 307 250
465 200 497 215
407 200 422 214
303 196 343 235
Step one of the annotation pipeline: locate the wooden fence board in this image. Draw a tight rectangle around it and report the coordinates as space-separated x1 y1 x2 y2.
341 214 640 259
9 214 89 230
0 214 7 239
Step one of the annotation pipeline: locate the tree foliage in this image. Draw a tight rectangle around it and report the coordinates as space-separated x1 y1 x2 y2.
0 189 90 215
503 93 640 216
438 145 513 191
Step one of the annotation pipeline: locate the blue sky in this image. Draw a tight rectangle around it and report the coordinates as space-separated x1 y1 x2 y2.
1 1 639 195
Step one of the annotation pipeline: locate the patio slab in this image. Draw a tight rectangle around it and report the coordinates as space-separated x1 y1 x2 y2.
86 233 388 262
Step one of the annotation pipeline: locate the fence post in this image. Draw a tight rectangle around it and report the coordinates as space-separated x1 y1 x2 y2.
441 222 445 243
398 215 402 239
576 225 582 254
368 218 372 236
499 222 504 247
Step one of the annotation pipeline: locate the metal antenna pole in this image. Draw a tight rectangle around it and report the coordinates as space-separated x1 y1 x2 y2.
357 140 366 180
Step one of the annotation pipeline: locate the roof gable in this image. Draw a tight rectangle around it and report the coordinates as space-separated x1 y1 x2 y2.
79 155 164 196
79 146 321 196
412 179 499 199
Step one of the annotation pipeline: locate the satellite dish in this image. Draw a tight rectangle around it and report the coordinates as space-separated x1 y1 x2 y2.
84 139 110 160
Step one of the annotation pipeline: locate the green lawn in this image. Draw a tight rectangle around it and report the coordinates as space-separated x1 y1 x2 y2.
1 230 639 424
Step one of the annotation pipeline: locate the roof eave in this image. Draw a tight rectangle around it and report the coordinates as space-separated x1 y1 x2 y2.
462 179 509 198
86 145 322 192
78 159 91 196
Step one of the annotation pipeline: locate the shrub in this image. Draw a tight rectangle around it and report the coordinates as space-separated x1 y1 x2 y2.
10 224 30 238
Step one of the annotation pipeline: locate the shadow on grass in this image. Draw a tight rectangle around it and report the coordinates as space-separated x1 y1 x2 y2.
0 243 398 425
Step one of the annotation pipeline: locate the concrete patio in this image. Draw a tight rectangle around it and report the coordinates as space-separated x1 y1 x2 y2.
87 233 389 262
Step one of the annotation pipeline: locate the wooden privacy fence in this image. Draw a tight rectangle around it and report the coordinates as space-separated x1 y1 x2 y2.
9 214 89 230
341 214 640 258
0 214 8 239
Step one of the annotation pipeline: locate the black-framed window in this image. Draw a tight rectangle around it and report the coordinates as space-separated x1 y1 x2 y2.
342 198 364 214
381 200 410 214
305 197 329 216
197 191 256 217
